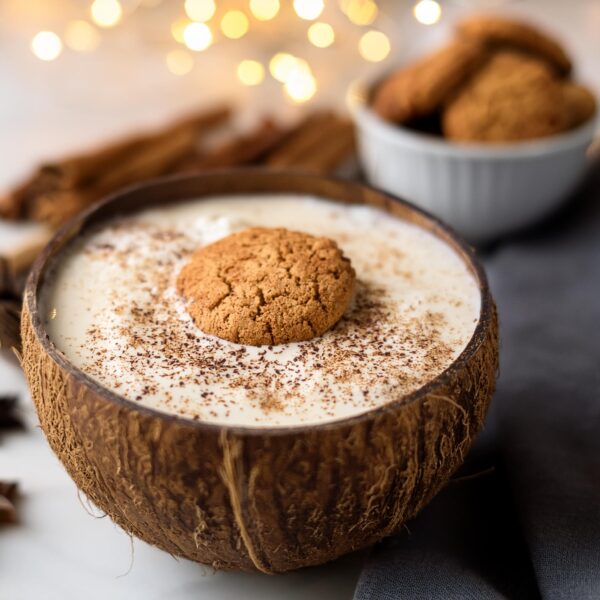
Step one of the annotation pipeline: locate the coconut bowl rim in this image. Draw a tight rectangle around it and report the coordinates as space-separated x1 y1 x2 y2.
24 168 495 437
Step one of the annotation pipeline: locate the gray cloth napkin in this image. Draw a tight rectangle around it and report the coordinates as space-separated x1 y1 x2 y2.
353 162 600 600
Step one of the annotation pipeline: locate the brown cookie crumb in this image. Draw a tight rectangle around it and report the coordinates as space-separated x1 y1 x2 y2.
457 14 572 75
177 227 356 346
442 51 571 142
371 39 486 124
561 82 597 129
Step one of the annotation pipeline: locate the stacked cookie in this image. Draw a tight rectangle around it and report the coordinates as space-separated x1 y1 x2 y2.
372 15 597 142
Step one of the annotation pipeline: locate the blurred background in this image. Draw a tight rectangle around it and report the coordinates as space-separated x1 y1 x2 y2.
1 0 599 192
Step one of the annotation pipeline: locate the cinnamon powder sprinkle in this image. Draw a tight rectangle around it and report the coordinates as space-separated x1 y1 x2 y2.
43 197 480 427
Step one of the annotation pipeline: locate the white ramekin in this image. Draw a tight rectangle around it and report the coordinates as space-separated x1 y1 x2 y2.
349 81 597 244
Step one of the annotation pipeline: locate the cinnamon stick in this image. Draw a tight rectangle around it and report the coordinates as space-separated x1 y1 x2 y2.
182 119 286 171
21 125 214 227
1 107 358 230
25 139 191 226
1 105 231 224
290 120 356 173
39 105 231 190
27 128 197 228
0 170 61 220
265 112 337 167
94 127 198 193
264 113 356 174
27 190 93 229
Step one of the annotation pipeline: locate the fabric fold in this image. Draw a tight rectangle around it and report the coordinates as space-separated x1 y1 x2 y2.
354 162 600 600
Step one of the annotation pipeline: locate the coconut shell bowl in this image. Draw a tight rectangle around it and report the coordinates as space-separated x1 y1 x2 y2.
21 170 498 573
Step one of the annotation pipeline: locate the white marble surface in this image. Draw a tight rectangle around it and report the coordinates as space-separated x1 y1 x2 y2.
0 351 366 599
1 1 599 598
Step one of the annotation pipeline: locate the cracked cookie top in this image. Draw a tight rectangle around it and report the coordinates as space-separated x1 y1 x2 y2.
371 39 486 124
456 14 572 76
442 51 571 142
176 227 356 346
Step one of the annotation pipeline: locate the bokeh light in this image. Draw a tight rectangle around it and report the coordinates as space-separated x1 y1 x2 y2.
237 60 265 86
345 0 378 26
183 22 213 51
64 20 100 52
90 0 123 28
413 0 442 25
31 31 63 61
307 22 335 48
269 53 309 83
184 0 216 23
171 18 190 43
285 68 317 103
293 0 324 21
249 0 280 21
166 49 194 75
358 30 390 61
221 10 249 39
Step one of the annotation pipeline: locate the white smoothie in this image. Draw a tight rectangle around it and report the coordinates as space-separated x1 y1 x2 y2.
42 195 481 427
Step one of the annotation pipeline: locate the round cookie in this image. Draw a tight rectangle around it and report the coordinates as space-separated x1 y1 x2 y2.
177 227 356 346
442 51 571 142
372 39 486 124
457 14 572 75
561 82 597 128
